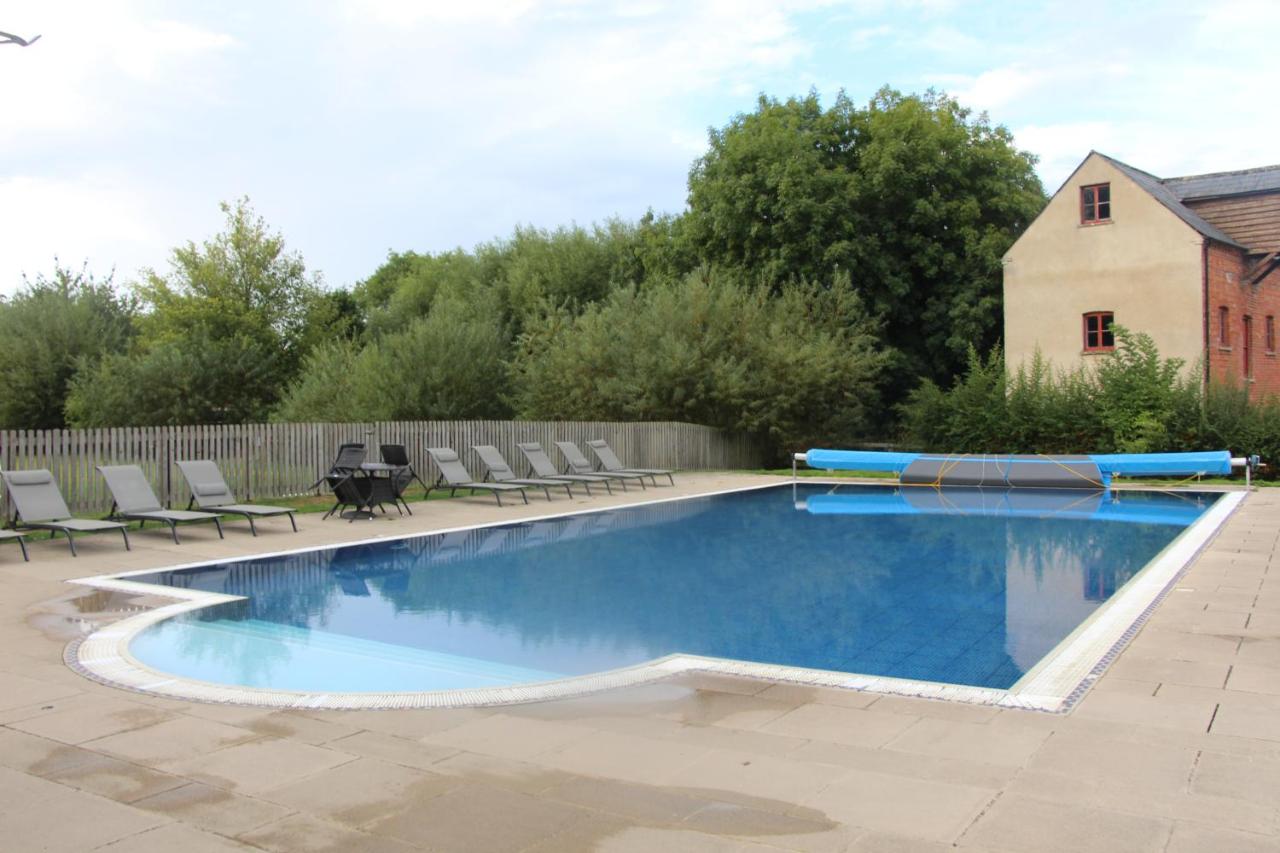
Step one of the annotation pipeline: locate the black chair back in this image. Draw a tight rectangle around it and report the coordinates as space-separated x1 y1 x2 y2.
380 444 410 466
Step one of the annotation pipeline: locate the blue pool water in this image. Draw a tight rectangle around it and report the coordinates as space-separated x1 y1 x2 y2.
127 484 1218 693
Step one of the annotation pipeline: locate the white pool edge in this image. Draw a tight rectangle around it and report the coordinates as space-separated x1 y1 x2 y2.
66 483 1246 713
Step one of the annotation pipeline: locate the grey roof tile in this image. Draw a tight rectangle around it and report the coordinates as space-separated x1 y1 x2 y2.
1163 165 1280 200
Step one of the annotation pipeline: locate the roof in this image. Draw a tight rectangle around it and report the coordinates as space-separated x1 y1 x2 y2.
1163 165 1280 201
1091 152 1246 249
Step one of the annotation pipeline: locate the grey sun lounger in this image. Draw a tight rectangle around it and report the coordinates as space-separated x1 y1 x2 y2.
0 529 29 561
472 445 574 501
176 460 298 536
425 448 529 506
516 442 615 494
587 439 675 486
555 441 648 489
1 469 130 556
99 465 224 543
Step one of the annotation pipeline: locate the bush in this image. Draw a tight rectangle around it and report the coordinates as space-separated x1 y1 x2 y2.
275 293 510 422
508 271 887 458
900 328 1280 473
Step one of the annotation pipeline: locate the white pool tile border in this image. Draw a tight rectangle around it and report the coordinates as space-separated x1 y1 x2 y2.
66 482 1246 713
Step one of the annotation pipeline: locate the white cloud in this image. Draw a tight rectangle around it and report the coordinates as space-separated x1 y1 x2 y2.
945 65 1048 111
0 175 166 288
0 2 237 152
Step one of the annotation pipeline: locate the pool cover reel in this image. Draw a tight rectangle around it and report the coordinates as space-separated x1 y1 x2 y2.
801 449 1238 489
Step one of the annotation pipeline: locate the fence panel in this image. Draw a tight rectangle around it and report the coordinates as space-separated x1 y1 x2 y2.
0 420 764 515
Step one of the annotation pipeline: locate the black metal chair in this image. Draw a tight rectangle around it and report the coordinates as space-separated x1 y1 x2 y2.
380 444 430 502
311 444 375 520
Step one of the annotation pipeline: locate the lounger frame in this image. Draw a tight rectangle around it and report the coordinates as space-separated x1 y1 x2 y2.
425 448 529 507
2 469 130 556
176 460 299 536
99 465 224 544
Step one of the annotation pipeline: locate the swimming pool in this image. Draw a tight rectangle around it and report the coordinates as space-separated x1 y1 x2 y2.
73 482 1239 710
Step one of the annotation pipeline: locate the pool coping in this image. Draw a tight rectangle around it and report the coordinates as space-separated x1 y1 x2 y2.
65 481 1247 714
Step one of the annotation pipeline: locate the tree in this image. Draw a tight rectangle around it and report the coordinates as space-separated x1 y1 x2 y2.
274 291 511 422
0 264 135 428
684 87 1046 388
508 270 887 456
67 199 323 426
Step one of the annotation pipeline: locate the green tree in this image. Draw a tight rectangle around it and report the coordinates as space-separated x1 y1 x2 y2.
685 87 1045 387
67 199 323 426
0 264 135 428
274 292 510 422
508 271 886 456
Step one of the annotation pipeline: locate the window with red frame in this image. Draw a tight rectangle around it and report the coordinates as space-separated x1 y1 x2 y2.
1219 306 1230 346
1244 316 1254 379
1081 183 1111 223
1267 316 1275 353
1083 311 1114 352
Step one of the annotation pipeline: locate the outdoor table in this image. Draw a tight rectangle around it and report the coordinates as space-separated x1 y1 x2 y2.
338 462 408 520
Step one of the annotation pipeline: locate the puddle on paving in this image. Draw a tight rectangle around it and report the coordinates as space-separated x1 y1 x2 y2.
29 588 171 643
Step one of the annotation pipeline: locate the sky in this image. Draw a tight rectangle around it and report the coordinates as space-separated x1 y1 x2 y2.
2 0 1277 296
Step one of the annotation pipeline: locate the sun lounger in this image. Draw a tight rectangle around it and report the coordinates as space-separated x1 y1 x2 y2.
586 439 675 486
98 465 224 543
555 441 648 489
425 448 529 506
515 442 615 494
472 445 574 501
175 460 298 536
0 529 29 561
1 469 130 556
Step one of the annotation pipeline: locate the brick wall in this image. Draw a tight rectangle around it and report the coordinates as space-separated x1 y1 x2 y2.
1206 243 1280 397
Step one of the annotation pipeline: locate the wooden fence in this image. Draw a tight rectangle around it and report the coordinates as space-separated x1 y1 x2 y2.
0 420 764 515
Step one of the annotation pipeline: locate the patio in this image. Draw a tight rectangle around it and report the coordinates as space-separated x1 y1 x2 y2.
0 473 1276 852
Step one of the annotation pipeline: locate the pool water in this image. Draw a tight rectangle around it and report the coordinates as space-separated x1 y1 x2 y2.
127 484 1218 693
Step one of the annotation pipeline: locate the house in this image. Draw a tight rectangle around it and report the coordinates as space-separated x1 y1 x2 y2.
1003 151 1280 394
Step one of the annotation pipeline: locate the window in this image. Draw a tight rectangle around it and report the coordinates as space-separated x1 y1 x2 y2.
1083 311 1115 352
1244 316 1253 379
1267 316 1275 353
1081 183 1111 224
1219 306 1230 347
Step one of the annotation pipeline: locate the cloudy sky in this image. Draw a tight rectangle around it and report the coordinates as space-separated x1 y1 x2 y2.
1 0 1276 295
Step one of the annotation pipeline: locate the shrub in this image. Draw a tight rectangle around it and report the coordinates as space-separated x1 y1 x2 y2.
900 328 1280 474
508 270 887 458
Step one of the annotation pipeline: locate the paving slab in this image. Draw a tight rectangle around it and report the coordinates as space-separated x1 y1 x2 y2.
130 780 295 837
759 702 919 748
94 822 259 852
257 756 458 827
364 782 590 852
159 736 356 795
1164 822 1280 853
802 767 992 843
960 793 1172 853
236 812 421 853
85 715 262 767
0 765 169 852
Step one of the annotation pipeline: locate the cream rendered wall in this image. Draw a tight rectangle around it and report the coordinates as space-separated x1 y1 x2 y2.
1003 153 1205 375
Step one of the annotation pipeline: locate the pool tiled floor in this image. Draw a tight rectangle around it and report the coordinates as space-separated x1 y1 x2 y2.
1 473 1277 851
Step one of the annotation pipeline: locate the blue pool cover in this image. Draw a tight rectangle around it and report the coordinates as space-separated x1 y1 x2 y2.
127 484 1218 694
804 449 1232 489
